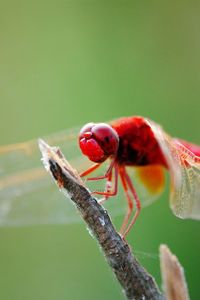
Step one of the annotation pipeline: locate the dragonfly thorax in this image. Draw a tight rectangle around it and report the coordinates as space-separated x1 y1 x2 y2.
111 117 167 167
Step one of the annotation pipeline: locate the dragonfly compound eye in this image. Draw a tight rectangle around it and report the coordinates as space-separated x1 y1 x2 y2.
79 122 119 162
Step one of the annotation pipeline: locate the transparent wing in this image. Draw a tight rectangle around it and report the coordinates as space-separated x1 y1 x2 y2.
0 128 89 226
0 128 123 226
127 165 165 208
147 119 200 219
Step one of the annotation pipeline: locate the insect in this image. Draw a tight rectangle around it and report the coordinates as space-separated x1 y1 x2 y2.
78 116 200 237
0 116 200 235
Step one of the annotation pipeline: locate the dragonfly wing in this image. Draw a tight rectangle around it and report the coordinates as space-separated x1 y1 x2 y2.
169 141 200 219
147 119 200 219
0 172 82 226
0 127 90 226
127 165 165 208
0 127 123 226
0 127 80 180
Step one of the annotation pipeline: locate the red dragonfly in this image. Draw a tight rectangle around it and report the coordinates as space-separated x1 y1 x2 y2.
79 116 200 236
0 116 200 235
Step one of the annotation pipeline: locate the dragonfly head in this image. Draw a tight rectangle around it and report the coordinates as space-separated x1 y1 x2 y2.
79 122 119 163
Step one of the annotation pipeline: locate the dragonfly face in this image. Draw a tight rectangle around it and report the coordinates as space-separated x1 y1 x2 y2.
79 122 119 163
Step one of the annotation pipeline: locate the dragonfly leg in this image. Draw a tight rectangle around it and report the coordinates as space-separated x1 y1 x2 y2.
122 168 141 238
79 163 101 177
94 164 118 198
98 169 113 204
80 159 118 204
119 168 134 235
87 158 116 181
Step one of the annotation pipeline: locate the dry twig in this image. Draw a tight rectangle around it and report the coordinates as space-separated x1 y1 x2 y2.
38 139 164 300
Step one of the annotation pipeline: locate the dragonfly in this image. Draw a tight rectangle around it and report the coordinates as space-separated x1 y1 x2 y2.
0 116 200 235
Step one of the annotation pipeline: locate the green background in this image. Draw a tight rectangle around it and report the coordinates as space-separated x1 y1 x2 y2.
0 1 200 299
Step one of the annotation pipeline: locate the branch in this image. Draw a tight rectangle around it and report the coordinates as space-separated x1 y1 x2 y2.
38 139 164 300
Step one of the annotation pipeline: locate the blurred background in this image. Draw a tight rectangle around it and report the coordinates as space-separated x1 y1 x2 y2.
0 1 200 299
